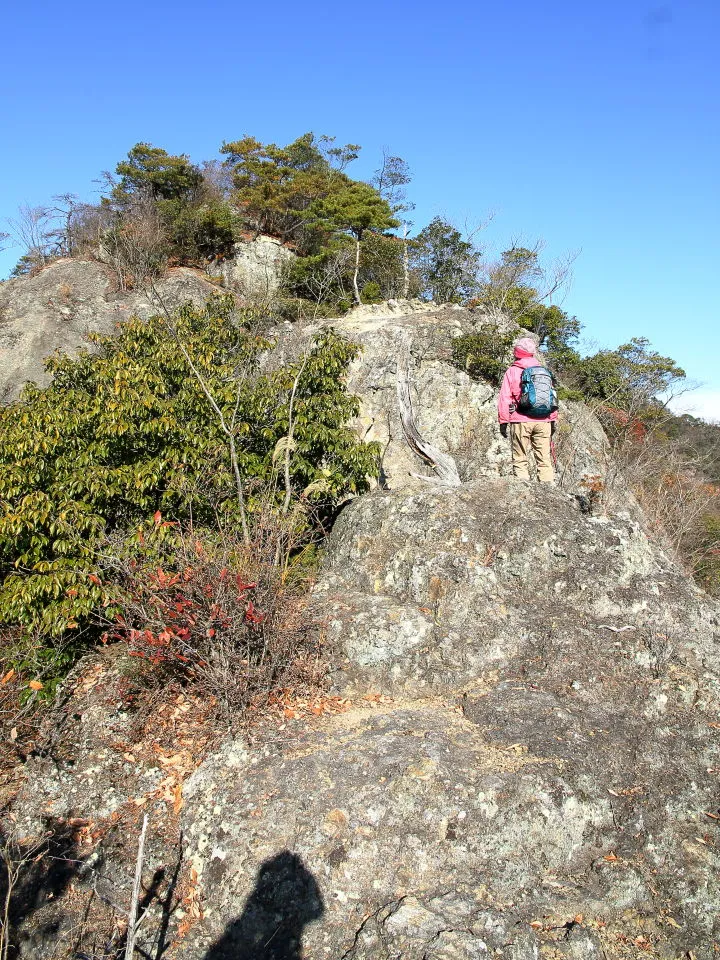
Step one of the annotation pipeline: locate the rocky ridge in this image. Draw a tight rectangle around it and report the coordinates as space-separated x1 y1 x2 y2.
172 306 720 957
174 479 720 958
1 277 719 958
316 300 621 503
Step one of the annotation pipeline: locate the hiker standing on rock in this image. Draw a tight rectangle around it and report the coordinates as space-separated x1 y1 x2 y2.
497 337 558 483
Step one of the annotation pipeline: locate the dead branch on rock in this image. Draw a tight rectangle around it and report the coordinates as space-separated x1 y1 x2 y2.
124 814 148 960
396 341 461 486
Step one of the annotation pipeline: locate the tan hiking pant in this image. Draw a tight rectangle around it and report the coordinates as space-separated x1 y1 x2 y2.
510 422 554 482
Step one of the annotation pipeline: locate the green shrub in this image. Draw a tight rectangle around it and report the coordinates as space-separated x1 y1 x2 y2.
282 247 352 305
0 294 379 649
557 386 583 402
693 514 720 595
357 233 411 300
166 199 237 263
360 281 382 304
451 328 515 386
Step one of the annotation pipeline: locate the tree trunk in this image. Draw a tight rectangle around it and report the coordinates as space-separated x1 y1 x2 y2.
402 225 410 298
125 814 148 960
150 283 250 543
352 235 361 305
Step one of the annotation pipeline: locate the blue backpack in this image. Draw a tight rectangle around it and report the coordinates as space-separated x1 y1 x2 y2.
517 366 558 418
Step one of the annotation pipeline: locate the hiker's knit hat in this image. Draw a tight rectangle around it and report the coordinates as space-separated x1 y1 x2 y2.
514 337 537 359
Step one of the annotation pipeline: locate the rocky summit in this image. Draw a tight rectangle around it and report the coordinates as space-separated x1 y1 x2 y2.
0 259 220 403
1 282 719 958
0 235 293 404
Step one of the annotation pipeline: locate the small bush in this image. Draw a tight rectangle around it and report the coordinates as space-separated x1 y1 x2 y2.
360 281 382 304
166 199 237 263
694 514 720 594
557 386 583 403
358 233 415 300
100 516 323 722
102 199 168 290
282 247 354 310
451 328 515 386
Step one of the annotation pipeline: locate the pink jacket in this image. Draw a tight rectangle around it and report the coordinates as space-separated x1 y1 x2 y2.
497 352 559 424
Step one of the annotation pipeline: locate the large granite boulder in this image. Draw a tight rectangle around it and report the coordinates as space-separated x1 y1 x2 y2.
5 487 719 959
173 479 720 958
207 234 295 298
314 479 716 692
178 668 720 958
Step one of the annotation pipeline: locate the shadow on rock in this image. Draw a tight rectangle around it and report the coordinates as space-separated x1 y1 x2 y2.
203 851 324 960
0 816 87 959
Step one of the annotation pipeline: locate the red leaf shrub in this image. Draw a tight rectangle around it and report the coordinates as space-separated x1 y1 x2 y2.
100 523 325 722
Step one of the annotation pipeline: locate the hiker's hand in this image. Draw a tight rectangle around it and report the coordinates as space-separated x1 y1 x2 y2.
500 423 508 439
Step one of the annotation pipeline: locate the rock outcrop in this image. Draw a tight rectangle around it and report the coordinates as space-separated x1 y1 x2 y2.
318 300 620 504
1 260 615 505
208 234 295 297
173 479 719 957
0 259 220 402
0 237 293 404
315 479 715 691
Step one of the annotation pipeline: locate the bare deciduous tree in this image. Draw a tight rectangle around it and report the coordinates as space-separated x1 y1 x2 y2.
479 240 579 324
4 203 56 272
104 197 167 290
294 247 354 318
372 150 415 297
200 159 234 201
46 193 81 257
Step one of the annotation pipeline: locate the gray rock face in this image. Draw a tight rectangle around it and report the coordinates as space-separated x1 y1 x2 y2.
0 258 220 402
180 686 719 957
321 301 624 506
0 238 292 404
208 234 295 298
175 480 720 957
315 479 716 692
180 705 582 959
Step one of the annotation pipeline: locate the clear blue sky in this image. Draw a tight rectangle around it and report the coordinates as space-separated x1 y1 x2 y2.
2 0 718 416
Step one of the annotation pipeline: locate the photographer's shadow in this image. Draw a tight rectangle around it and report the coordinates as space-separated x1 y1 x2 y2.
202 850 324 960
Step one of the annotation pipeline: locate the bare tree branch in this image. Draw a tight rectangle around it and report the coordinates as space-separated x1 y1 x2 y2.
282 352 310 514
149 283 251 544
124 814 148 960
